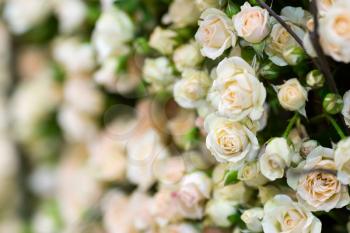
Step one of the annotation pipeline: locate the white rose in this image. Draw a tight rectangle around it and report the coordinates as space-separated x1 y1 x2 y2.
205 114 259 163
335 138 350 184
287 146 350 212
238 161 268 187
259 137 292 181
174 69 211 109
234 2 270 43
173 41 204 71
92 7 134 62
262 195 322 233
53 38 96 74
205 199 237 227
143 57 175 90
54 0 86 34
195 8 236 60
174 171 212 219
149 27 177 55
4 0 52 34
319 1 350 63
265 22 305 66
241 208 264 232
275 78 308 114
342 90 350 127
163 0 200 28
153 156 186 187
214 57 266 121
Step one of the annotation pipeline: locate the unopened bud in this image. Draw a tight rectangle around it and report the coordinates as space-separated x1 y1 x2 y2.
323 93 343 114
283 46 306 66
306 70 325 89
259 61 281 80
300 140 318 157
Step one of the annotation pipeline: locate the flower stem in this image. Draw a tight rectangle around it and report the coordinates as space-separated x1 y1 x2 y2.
325 115 346 140
283 112 299 138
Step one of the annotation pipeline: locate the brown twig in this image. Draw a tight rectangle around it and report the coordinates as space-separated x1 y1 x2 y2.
255 0 305 49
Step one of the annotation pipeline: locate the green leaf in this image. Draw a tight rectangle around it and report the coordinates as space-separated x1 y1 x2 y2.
224 170 239 186
227 212 240 224
226 1 240 18
115 55 129 74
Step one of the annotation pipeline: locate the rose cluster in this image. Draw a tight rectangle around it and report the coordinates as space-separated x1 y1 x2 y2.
1 0 350 233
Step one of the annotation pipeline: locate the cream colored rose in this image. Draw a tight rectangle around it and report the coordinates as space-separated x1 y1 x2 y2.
174 69 211 109
241 208 264 232
205 114 259 163
319 1 350 63
173 41 204 71
214 57 266 121
238 161 268 187
163 0 200 28
195 8 236 59
259 137 292 181
265 22 305 66
262 195 321 233
341 90 350 127
174 171 212 219
149 27 178 55
234 2 270 43
335 138 350 184
205 199 237 227
275 78 308 114
143 57 175 91
287 146 350 212
153 156 186 187
92 7 134 62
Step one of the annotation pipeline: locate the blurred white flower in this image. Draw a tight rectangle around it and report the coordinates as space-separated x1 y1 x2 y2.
143 57 175 90
53 0 86 34
205 199 237 227
173 41 204 71
149 27 178 55
174 69 211 109
4 0 53 34
92 7 134 62
163 0 200 28
53 38 95 74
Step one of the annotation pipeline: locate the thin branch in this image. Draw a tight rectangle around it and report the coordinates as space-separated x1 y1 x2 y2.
309 0 338 94
255 0 305 49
